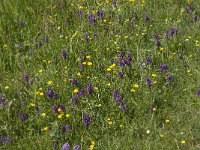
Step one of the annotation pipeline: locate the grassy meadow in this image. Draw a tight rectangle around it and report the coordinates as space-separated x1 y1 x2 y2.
0 0 200 149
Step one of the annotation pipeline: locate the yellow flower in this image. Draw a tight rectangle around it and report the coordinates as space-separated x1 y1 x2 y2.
160 47 164 51
86 55 91 59
120 124 123 128
29 103 35 107
130 88 136 93
107 118 113 125
47 80 53 85
58 114 64 119
107 68 112 71
3 44 7 48
91 141 95 145
66 114 70 118
151 74 157 77
181 140 186 144
165 119 170 123
87 62 92 66
82 62 87 65
41 113 46 117
38 69 43 73
77 72 81 76
39 87 43 91
5 86 9 90
42 127 49 131
110 63 116 69
160 134 164 138
97 104 102 107
133 84 139 88
39 92 44 96
73 89 79 93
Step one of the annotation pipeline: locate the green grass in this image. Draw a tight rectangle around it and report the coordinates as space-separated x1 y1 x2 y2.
0 0 200 149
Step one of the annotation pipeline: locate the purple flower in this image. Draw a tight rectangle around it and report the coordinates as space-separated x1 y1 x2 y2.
77 90 86 97
83 114 91 126
152 34 158 39
23 73 29 82
156 40 161 47
19 111 28 121
45 35 49 43
146 56 151 65
84 33 89 41
160 63 169 72
194 15 198 22
78 10 83 16
113 0 117 7
196 89 200 96
166 75 172 82
29 78 34 85
73 145 81 150
145 16 150 23
87 83 93 94
61 125 70 133
118 71 123 78
97 10 104 19
165 31 169 38
146 78 152 88
113 89 121 105
110 58 115 64
70 96 77 105
46 88 58 99
62 49 67 59
131 21 135 27
61 143 70 150
53 104 65 113
121 104 128 110
0 97 7 106
119 59 125 67
30 49 34 56
70 79 78 85
88 13 96 24
0 136 12 144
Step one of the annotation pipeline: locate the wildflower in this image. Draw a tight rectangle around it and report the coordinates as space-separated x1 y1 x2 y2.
0 136 12 144
89 141 95 150
196 89 200 96
41 113 46 117
144 16 150 23
107 118 113 125
19 111 28 121
62 49 67 59
156 40 161 47
70 96 77 105
166 75 172 82
46 88 58 99
165 119 170 123
77 90 86 97
5 86 9 90
87 62 92 66
121 104 128 110
87 83 93 94
23 73 29 82
181 140 186 144
146 78 152 88
29 103 35 107
61 125 70 133
83 114 91 126
58 114 64 119
61 143 70 150
131 21 135 27
47 80 53 85
66 114 70 118
133 84 139 88
160 134 164 138
152 74 157 77
160 63 169 72
86 55 91 59
73 89 79 93
0 97 6 106
118 71 123 78
73 145 80 150
146 56 151 65
97 10 104 19
130 88 136 92
146 130 150 134
53 104 65 114
120 124 123 128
